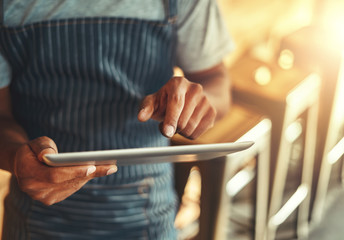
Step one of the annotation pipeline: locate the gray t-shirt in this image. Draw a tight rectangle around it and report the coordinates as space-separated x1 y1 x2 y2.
0 0 234 88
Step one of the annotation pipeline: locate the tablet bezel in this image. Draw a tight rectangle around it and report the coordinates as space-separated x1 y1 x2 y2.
43 141 254 166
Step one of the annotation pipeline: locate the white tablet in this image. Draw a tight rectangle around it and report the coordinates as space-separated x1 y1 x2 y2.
43 141 254 167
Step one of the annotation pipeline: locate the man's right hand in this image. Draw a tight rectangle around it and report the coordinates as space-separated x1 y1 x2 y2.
13 136 117 206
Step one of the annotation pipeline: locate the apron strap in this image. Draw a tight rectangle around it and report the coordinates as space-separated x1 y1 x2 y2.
0 0 3 25
164 0 177 23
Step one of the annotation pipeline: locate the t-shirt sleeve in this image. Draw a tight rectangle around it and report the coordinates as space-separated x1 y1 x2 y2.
0 53 11 88
176 0 235 73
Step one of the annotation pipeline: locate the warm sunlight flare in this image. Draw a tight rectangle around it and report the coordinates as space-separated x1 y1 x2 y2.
254 66 272 85
278 49 294 70
319 1 344 51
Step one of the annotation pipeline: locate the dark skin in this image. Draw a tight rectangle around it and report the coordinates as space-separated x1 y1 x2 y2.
138 62 231 139
0 62 231 205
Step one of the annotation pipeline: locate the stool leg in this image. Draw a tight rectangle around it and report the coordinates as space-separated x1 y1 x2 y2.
312 149 335 224
213 118 271 240
341 155 344 186
313 137 344 224
255 131 270 240
267 132 294 240
268 117 304 239
174 163 194 203
198 158 226 240
297 101 318 238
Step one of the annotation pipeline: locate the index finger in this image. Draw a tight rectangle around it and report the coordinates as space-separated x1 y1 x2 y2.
162 92 185 138
138 94 156 122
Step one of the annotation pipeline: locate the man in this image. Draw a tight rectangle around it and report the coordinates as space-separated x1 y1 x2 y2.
0 0 234 239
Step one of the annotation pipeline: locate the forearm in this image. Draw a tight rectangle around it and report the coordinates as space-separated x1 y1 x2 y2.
0 87 29 173
185 62 231 120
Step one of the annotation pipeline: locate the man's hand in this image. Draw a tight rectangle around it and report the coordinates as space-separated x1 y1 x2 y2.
14 136 117 206
138 76 217 140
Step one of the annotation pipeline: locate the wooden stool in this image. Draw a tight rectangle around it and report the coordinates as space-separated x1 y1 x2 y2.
229 55 320 239
214 117 271 240
279 26 343 218
312 53 344 225
172 104 270 240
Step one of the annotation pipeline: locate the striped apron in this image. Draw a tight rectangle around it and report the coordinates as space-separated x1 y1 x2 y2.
0 1 178 239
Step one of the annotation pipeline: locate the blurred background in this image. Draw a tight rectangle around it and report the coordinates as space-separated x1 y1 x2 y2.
174 0 344 239
1 0 344 239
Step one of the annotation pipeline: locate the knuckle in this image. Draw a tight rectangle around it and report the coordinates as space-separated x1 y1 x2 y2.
172 76 185 85
202 100 216 118
170 76 190 90
200 95 209 105
209 107 217 119
170 93 184 104
190 83 203 94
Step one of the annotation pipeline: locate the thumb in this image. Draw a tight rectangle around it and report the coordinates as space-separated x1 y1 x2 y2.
28 136 58 162
138 94 156 122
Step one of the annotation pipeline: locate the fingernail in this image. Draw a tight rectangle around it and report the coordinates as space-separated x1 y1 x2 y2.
38 148 57 161
164 125 175 138
106 167 117 175
86 166 96 176
138 108 147 121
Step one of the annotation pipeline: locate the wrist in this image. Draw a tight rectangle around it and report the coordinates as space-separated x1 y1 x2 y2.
0 142 26 174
